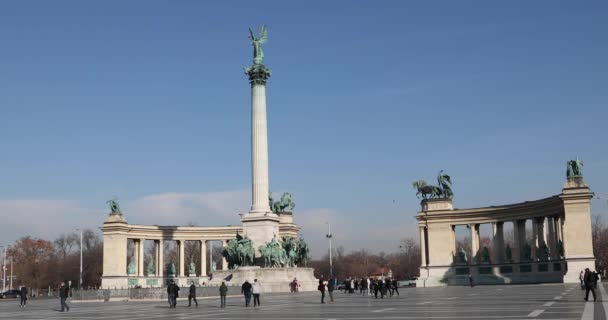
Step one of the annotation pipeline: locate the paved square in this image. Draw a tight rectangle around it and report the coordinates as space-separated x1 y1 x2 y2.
1 283 607 319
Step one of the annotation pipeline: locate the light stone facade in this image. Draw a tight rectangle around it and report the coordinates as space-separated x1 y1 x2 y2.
100 213 299 289
416 176 595 287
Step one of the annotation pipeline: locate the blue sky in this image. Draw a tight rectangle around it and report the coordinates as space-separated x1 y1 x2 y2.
1 1 607 256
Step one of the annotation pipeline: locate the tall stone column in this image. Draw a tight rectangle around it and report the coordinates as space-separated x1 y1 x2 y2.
492 222 504 264
138 239 145 277
221 240 228 270
200 240 207 277
241 56 280 251
470 224 480 264
157 239 164 277
179 240 185 277
513 220 526 263
450 225 456 261
419 226 427 266
547 216 557 260
531 219 538 261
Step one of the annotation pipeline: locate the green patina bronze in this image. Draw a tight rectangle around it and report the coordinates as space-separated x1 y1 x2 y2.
259 235 288 268
505 245 513 262
167 262 176 277
249 25 267 65
269 192 296 214
557 239 564 258
566 158 583 178
189 262 196 275
106 198 122 215
457 247 467 264
222 233 255 269
412 170 454 200
523 243 532 261
127 260 136 275
481 247 490 263
146 259 155 275
245 26 271 85
295 237 310 267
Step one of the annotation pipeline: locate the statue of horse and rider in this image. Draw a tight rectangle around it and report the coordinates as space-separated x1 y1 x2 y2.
412 170 453 200
269 192 295 213
222 233 255 269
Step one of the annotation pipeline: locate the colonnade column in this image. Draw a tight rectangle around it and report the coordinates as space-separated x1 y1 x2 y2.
492 222 504 263
531 219 538 261
470 224 480 264
538 217 546 259
157 239 164 277
179 240 185 277
513 220 526 262
419 226 427 266
221 240 228 270
200 241 207 277
546 217 557 259
138 239 145 276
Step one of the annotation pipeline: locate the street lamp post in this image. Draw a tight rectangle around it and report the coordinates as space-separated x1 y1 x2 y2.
76 229 83 289
2 246 6 293
325 222 333 278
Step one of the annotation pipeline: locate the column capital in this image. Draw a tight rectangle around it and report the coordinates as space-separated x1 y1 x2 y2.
245 63 271 85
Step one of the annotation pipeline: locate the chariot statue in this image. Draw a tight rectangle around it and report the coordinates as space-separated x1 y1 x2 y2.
566 158 583 178
412 170 454 200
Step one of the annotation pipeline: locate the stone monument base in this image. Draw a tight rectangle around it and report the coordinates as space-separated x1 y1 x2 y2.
208 266 317 293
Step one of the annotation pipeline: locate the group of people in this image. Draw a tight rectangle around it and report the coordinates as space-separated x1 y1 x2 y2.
165 279 261 309
317 276 400 304
341 277 400 298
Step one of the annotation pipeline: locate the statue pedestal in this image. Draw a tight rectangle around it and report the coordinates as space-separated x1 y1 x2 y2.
241 214 280 254
208 266 317 293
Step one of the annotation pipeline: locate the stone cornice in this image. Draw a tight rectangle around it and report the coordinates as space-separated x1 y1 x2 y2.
416 195 564 225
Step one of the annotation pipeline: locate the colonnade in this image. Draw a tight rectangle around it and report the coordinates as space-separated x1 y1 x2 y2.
128 238 229 277
420 215 565 266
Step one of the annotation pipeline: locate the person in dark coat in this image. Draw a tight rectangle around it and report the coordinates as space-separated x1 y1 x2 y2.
58 282 70 312
373 279 379 298
392 278 400 296
19 285 28 308
167 281 179 308
188 282 198 307
318 279 326 304
583 268 596 301
219 282 228 308
327 278 335 304
469 274 474 288
385 278 393 297
241 280 253 307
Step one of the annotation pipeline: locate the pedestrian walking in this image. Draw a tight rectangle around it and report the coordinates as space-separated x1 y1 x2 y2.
373 279 379 299
188 282 198 307
580 270 585 290
469 275 474 288
58 282 70 312
252 279 261 307
392 278 400 296
167 280 179 308
19 285 28 308
327 277 335 303
219 282 228 308
318 279 326 304
242 280 253 307
583 268 596 301
386 278 393 297
367 278 372 296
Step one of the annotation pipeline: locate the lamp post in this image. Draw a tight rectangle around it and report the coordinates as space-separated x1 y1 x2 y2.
1 246 6 293
325 222 333 278
75 229 83 289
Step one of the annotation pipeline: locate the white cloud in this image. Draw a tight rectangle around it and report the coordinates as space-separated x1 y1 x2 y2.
0 199 104 244
126 190 249 226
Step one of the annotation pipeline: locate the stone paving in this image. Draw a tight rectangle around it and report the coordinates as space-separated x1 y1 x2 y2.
0 283 607 319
